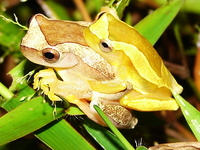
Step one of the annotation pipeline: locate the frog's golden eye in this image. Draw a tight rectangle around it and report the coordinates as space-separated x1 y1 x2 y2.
42 48 60 63
99 40 113 53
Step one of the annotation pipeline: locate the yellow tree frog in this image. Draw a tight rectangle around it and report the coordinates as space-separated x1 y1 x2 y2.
83 12 183 111
20 14 137 128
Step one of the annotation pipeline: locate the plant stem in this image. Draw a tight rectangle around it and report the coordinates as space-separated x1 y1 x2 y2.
0 82 14 100
94 105 135 150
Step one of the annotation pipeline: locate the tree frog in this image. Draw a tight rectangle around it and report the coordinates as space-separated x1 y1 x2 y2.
20 14 137 128
83 12 183 111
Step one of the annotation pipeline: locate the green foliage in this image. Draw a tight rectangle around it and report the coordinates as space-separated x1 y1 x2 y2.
134 0 186 45
0 13 26 61
172 90 200 141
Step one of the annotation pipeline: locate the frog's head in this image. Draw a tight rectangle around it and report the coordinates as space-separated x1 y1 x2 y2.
83 13 162 68
21 14 90 68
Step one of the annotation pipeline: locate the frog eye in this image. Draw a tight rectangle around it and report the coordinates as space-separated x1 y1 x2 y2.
99 40 113 53
42 48 60 63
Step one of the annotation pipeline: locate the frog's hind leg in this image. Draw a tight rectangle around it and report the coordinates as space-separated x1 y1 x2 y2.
120 90 179 111
66 95 107 127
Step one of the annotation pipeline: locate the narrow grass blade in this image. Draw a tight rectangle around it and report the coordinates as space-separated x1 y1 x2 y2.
134 0 186 45
94 105 135 150
172 90 200 141
83 117 126 150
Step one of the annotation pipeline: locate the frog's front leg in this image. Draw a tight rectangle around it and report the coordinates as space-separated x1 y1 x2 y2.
34 68 61 100
33 68 105 124
33 68 92 101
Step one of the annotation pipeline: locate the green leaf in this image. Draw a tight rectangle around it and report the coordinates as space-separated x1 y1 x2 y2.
35 119 95 150
154 0 200 13
172 90 200 141
1 83 35 111
134 0 186 45
83 117 126 150
0 96 65 146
